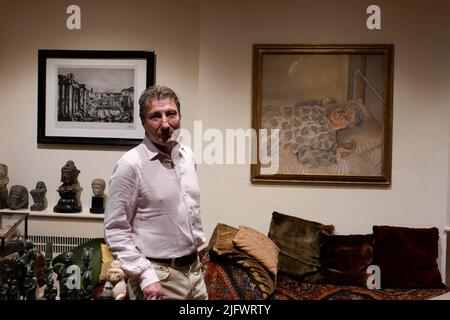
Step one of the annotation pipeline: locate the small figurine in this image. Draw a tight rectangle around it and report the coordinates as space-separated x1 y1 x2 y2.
8 185 28 210
0 282 7 300
30 181 47 211
54 251 76 300
106 260 127 300
42 277 57 300
41 242 57 300
0 163 9 209
23 265 38 300
54 160 82 213
90 178 106 214
100 281 115 300
81 247 94 300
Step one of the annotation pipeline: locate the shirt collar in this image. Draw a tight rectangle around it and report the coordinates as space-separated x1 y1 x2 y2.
143 136 183 161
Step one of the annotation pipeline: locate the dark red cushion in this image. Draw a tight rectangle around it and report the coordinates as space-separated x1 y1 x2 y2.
320 234 374 286
372 225 445 289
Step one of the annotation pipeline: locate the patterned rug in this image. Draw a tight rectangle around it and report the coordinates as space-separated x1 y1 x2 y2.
272 274 449 300
203 255 449 300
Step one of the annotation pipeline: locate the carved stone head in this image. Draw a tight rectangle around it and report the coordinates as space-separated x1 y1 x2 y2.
8 185 28 210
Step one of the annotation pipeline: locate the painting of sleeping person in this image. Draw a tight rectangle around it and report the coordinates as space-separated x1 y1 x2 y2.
257 49 391 180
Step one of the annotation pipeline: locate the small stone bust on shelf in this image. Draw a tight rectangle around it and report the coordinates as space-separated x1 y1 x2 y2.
0 163 9 209
53 160 82 213
30 181 47 211
90 178 106 214
8 185 29 210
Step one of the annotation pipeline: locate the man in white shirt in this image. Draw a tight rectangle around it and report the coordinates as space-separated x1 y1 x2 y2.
104 85 207 300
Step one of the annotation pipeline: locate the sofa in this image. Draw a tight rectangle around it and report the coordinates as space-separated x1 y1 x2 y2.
202 211 449 300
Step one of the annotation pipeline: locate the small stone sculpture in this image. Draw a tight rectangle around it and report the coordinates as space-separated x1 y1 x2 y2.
90 178 106 214
30 181 47 211
54 160 82 213
106 260 127 300
41 242 57 300
81 247 94 300
0 163 9 209
100 281 115 300
54 251 79 300
8 185 29 210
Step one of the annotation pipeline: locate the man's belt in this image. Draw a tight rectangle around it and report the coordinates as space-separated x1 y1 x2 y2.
148 251 198 267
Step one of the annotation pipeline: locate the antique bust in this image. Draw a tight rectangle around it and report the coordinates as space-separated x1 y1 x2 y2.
91 178 106 198
30 181 47 211
90 178 106 214
0 163 9 209
53 160 82 213
8 185 29 210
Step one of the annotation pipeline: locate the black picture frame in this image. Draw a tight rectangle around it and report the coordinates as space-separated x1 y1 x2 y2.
37 49 155 146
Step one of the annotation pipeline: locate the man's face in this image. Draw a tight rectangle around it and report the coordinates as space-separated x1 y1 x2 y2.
142 97 180 152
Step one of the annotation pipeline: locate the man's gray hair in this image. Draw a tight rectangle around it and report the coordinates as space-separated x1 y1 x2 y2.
139 85 181 121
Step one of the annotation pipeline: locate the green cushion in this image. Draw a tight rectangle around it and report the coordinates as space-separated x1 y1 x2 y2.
52 238 105 287
268 211 335 282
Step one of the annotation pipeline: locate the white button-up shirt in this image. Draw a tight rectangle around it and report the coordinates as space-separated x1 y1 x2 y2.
104 136 206 290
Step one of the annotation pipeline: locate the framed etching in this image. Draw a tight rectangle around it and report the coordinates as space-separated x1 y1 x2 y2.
251 44 394 186
37 50 155 146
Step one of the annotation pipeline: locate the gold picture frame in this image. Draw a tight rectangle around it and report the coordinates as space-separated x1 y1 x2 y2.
251 44 394 186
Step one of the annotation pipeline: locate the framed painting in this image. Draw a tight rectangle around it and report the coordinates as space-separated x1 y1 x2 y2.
251 44 394 186
37 49 155 146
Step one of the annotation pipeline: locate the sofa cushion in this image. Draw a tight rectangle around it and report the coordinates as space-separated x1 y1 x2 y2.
99 243 114 282
268 211 334 281
320 234 374 286
372 225 445 289
232 225 279 276
208 223 249 261
208 223 276 298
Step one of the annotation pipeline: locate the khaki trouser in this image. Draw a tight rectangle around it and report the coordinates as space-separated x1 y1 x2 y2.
128 257 208 300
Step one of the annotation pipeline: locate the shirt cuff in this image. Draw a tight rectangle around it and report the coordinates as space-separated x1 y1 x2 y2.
139 268 160 291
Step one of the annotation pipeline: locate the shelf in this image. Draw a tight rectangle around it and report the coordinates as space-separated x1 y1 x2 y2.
0 209 104 220
30 211 104 220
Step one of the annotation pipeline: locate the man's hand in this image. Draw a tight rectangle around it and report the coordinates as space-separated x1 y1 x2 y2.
142 282 164 300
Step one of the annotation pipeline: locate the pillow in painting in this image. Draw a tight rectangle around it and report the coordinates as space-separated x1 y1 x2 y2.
268 211 335 282
372 225 445 289
320 234 374 286
232 225 279 276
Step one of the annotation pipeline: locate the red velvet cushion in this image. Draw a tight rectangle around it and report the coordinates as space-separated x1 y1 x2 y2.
372 225 445 289
320 234 374 286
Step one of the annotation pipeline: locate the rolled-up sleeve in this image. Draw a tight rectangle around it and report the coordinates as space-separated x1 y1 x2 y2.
104 158 159 289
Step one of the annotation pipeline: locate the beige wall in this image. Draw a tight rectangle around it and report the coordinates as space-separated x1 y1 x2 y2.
1 0 450 279
0 0 200 217
197 0 450 277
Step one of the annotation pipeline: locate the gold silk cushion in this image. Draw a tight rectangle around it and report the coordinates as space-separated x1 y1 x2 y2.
99 243 114 282
232 225 280 276
207 223 276 299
